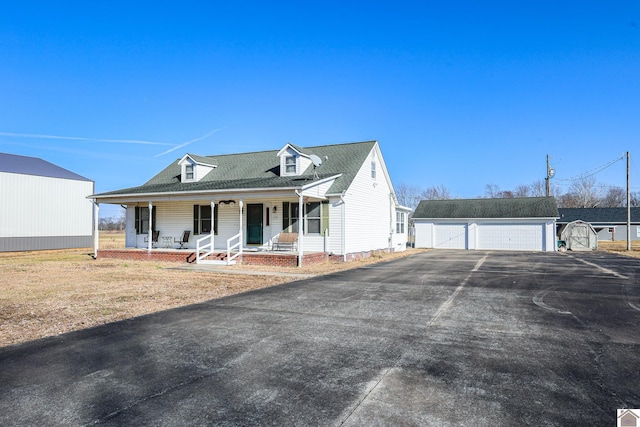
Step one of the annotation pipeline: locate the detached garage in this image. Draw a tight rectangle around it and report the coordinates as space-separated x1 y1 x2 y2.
413 197 559 252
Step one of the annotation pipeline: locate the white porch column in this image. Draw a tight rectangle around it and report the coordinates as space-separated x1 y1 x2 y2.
93 202 99 259
211 198 215 250
148 201 153 253
239 199 244 256
298 191 304 267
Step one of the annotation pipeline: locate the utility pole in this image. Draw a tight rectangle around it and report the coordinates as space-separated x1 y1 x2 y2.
545 155 555 197
627 151 631 251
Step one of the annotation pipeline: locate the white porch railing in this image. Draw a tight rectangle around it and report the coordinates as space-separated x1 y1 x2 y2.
226 232 242 265
195 234 214 264
195 232 242 265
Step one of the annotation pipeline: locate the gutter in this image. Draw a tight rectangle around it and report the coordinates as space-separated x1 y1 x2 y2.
88 185 308 201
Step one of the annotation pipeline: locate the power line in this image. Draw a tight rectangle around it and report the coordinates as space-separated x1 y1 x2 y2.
554 153 625 182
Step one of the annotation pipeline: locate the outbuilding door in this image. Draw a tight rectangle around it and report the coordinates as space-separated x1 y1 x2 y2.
433 224 467 249
477 223 544 251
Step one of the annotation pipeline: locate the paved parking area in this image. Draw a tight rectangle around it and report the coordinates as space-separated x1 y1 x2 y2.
1 250 639 426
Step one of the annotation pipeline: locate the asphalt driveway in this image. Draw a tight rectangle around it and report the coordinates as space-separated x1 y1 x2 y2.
1 250 639 426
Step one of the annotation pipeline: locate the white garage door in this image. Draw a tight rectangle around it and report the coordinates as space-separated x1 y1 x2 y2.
477 223 544 251
434 224 467 249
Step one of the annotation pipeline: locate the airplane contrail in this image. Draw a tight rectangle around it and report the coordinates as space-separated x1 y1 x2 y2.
0 131 173 146
154 127 225 157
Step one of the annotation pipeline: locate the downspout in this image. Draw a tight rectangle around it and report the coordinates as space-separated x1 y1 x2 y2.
93 201 99 259
148 201 153 253
389 193 394 252
340 191 346 262
295 190 304 267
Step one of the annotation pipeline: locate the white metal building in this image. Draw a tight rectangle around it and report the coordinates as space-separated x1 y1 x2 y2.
0 153 94 251
413 197 559 252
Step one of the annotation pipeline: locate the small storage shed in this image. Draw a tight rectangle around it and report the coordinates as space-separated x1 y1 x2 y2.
559 220 598 251
413 197 559 252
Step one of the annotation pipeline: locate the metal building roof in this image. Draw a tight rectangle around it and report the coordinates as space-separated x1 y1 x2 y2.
0 153 92 182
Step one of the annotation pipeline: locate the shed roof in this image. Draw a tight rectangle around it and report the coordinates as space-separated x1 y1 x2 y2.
413 197 559 219
0 153 92 182
557 208 640 224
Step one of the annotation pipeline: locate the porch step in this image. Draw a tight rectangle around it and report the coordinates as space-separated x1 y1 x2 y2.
198 259 237 266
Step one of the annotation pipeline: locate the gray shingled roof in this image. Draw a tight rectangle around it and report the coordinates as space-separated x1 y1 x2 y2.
414 197 559 219
0 152 92 182
93 141 376 198
557 208 640 224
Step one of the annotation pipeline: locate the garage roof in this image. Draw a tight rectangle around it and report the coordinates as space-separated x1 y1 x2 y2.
557 207 640 224
414 197 559 219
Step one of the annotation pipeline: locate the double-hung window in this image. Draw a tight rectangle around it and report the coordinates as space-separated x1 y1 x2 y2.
185 164 195 181
306 202 321 234
396 212 405 234
285 156 297 174
135 206 156 234
282 201 329 235
193 204 218 235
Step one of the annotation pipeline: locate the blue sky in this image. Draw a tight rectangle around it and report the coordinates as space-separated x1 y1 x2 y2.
1 1 639 218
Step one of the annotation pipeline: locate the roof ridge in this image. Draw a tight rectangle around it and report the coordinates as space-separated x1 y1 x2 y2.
180 140 377 160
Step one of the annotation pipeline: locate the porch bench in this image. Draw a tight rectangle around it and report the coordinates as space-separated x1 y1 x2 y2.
273 232 298 251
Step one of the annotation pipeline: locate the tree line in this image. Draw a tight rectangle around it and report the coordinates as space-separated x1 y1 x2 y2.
99 212 126 231
397 177 640 210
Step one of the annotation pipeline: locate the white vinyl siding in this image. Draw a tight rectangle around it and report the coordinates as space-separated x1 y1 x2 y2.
342 146 394 254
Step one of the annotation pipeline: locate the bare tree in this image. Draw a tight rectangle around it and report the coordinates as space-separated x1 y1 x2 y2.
631 191 640 207
484 184 501 198
395 183 424 209
422 184 451 200
600 186 627 207
561 176 603 208
513 184 531 198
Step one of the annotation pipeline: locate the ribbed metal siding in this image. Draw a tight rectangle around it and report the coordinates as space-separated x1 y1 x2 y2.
1 172 94 251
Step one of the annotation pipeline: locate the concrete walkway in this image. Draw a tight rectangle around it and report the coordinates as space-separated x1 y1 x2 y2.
168 264 317 279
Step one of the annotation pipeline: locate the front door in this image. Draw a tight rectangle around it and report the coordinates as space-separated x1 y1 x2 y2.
246 204 263 245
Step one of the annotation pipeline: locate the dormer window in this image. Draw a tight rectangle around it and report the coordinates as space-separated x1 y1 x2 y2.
277 143 313 177
285 156 297 174
185 164 194 181
178 154 216 183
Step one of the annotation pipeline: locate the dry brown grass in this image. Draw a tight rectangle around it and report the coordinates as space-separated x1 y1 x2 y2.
597 240 640 259
0 243 424 348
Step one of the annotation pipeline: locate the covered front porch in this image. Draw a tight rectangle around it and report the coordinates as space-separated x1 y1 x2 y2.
91 182 341 267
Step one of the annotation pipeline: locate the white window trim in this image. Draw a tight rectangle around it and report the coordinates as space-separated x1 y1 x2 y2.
184 164 195 182
283 155 298 176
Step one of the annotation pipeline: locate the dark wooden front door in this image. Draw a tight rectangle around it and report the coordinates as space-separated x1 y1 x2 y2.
246 204 263 245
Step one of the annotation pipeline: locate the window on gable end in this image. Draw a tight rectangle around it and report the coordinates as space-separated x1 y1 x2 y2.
371 161 377 179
